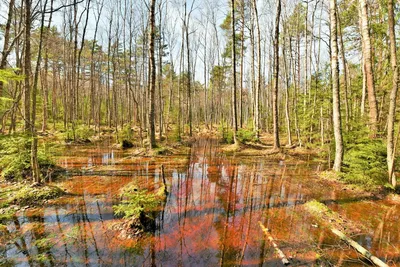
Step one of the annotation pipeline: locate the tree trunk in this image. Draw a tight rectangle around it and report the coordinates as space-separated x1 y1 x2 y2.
0 0 16 97
253 0 261 139
185 3 192 137
387 0 398 187
272 0 281 149
330 0 344 172
24 0 32 133
31 0 49 183
359 0 378 136
231 0 238 143
149 0 157 148
239 1 245 129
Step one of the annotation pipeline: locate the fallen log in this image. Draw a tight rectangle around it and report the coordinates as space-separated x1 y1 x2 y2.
259 221 290 266
330 228 388 267
305 200 388 267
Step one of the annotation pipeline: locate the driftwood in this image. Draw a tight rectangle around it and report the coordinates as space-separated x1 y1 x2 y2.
330 228 388 267
259 221 290 266
305 201 388 267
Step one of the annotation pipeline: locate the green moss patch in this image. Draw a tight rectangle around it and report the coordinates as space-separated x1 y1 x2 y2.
113 182 166 238
0 183 65 224
304 200 365 235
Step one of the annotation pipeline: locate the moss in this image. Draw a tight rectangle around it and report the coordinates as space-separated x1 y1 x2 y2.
304 200 333 216
0 207 14 222
113 182 167 236
11 185 64 206
304 200 365 235
0 183 64 207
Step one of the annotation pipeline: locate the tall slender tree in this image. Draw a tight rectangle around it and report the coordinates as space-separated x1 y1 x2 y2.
272 0 281 149
359 0 378 136
231 0 238 143
330 0 343 172
387 0 398 187
149 0 157 148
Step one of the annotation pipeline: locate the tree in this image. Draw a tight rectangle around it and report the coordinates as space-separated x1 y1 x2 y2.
330 0 343 172
359 0 378 136
387 0 398 187
149 0 157 148
231 0 238 143
272 0 281 149
0 0 16 98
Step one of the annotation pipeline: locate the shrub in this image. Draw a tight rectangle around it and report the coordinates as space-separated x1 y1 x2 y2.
114 189 160 219
0 135 56 181
120 125 133 140
75 125 95 140
340 138 388 188
64 125 95 141
218 122 234 144
237 128 257 143
113 183 166 233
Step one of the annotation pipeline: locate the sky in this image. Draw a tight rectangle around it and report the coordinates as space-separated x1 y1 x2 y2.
0 0 336 86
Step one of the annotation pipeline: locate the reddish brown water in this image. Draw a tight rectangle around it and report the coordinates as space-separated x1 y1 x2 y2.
2 138 400 266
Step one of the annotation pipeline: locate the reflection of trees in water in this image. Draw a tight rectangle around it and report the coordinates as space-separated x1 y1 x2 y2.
4 210 54 266
4 138 376 266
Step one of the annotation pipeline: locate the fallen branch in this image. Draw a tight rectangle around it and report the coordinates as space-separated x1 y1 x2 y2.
304 200 388 267
259 221 290 266
330 228 388 267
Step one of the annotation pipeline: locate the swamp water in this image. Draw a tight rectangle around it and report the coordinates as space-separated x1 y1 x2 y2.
1 138 400 266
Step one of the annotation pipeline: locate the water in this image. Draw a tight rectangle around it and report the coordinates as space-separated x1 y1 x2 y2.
1 138 399 266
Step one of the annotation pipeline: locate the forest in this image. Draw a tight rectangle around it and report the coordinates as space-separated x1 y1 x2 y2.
0 0 400 266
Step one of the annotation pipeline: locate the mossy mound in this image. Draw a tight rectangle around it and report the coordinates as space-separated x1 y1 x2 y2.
0 183 64 208
10 184 65 206
113 182 166 238
0 183 65 225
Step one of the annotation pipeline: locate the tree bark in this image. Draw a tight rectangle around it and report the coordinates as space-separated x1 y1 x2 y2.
359 0 378 136
273 0 281 149
0 0 16 97
387 0 398 187
231 0 238 143
149 0 157 148
31 0 49 183
24 0 32 133
330 0 344 172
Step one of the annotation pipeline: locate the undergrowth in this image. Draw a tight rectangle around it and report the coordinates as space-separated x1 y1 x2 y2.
113 182 166 234
0 135 59 181
341 137 388 189
114 183 165 219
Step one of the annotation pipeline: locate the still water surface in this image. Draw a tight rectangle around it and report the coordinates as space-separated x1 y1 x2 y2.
2 138 400 266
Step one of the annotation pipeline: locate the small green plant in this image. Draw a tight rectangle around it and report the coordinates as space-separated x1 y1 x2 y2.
113 183 166 233
236 128 257 143
75 125 95 140
64 125 95 141
218 121 234 144
114 189 159 219
169 125 182 142
120 125 134 141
